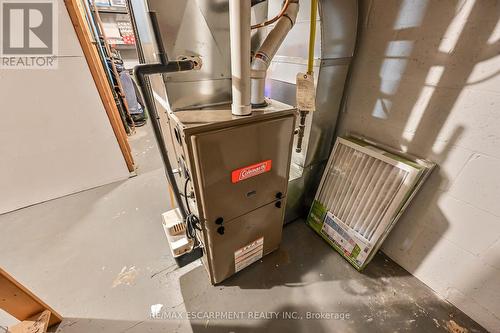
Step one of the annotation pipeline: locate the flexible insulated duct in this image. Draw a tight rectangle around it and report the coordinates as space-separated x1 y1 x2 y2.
251 1 299 106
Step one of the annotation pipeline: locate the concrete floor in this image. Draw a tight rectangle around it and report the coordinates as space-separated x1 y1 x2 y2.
0 124 487 333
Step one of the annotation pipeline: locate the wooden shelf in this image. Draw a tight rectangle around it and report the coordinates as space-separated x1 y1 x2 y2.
113 43 136 49
96 6 127 14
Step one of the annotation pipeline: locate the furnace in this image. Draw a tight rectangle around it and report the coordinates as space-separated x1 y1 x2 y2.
132 0 302 284
168 101 296 284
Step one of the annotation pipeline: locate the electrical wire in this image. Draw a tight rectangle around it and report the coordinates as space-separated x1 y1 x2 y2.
251 0 290 30
183 176 201 245
183 175 192 215
186 214 201 240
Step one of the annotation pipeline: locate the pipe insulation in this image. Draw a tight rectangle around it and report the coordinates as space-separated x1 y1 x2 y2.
251 1 299 106
229 0 252 116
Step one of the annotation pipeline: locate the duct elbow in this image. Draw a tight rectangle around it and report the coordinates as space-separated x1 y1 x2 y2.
257 2 299 65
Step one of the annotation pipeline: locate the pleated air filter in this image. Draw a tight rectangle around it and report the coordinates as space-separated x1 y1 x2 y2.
306 136 434 270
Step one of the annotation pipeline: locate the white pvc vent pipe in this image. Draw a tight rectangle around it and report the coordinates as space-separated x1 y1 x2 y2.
229 0 252 116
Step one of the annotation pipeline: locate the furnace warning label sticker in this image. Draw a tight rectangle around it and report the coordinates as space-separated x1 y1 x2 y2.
234 237 264 272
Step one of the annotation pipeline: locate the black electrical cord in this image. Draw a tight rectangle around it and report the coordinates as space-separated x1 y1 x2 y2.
186 214 201 241
183 176 202 245
183 176 192 215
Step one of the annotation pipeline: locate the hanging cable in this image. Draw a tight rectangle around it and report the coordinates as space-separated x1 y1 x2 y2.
183 176 192 215
251 0 290 30
183 176 202 244
186 214 201 241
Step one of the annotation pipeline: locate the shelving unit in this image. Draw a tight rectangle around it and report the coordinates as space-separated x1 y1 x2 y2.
94 3 139 70
90 0 136 133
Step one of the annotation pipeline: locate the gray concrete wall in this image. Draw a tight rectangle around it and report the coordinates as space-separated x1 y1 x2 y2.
0 0 130 214
336 0 500 330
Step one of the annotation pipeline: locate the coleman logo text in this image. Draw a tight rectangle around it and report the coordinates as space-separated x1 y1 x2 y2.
231 160 272 183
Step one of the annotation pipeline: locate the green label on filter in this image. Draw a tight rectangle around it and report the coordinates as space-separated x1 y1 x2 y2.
307 200 327 230
351 244 361 259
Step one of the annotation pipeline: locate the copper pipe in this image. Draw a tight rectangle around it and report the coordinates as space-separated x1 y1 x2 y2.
251 0 290 29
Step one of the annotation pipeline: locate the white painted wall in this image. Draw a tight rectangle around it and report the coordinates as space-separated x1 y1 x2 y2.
337 0 500 331
0 0 130 214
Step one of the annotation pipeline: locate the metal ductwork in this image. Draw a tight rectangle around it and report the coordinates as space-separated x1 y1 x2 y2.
129 0 359 223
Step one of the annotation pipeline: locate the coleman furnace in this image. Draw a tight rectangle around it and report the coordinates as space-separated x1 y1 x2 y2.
168 104 296 284
134 1 300 283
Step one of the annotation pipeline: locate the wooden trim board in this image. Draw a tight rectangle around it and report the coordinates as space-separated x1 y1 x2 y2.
9 310 51 333
64 0 135 172
0 268 62 327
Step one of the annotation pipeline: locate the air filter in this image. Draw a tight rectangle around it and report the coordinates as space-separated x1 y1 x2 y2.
306 136 435 270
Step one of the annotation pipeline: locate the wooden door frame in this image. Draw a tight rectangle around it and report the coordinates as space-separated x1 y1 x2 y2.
64 0 135 172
